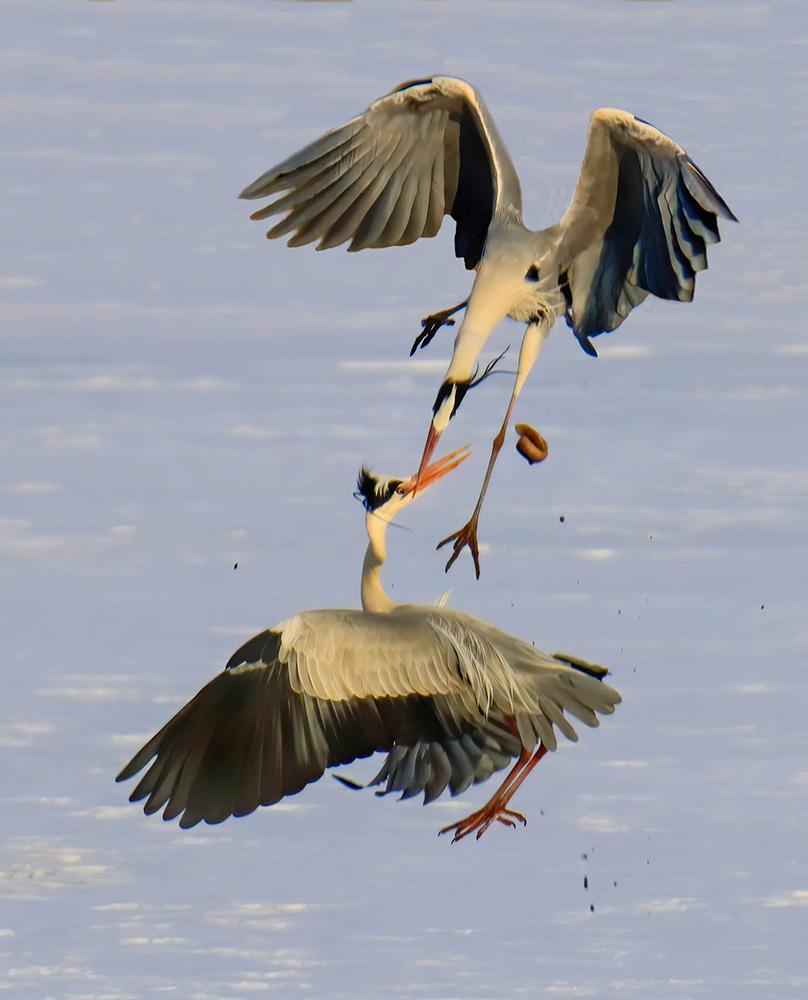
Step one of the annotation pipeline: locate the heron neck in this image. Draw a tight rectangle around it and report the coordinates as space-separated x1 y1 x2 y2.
361 514 396 613
448 256 527 380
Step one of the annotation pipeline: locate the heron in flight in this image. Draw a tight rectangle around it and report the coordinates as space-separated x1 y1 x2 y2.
240 76 737 577
117 448 620 841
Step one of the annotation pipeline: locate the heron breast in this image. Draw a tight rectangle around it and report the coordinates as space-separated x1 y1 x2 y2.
508 285 563 325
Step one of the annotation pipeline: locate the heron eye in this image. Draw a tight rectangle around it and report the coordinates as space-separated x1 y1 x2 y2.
525 265 540 282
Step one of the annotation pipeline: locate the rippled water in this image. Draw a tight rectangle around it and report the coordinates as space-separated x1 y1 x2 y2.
2 0 807 997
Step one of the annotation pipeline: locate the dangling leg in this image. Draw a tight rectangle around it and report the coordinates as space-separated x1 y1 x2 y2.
438 321 549 577
410 300 469 355
439 743 550 843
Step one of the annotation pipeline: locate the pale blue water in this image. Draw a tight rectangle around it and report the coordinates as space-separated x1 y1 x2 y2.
2 1 807 997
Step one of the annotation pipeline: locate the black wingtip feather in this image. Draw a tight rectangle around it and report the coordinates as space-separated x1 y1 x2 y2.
226 630 280 671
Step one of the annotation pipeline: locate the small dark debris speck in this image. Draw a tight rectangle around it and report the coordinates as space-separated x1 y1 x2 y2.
584 876 588 889
559 515 565 523
233 563 238 570
590 904 595 913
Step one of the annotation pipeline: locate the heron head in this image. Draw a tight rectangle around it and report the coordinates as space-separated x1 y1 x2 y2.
355 446 471 523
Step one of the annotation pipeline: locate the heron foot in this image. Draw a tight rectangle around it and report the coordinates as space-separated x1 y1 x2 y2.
410 308 457 356
437 514 482 578
439 804 527 844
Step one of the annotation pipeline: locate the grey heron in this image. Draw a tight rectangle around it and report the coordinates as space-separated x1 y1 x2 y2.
240 76 737 577
117 448 620 841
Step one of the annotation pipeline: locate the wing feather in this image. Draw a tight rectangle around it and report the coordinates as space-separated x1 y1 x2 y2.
557 108 736 353
240 76 522 269
118 607 622 826
293 133 408 249
261 142 383 239
241 120 366 200
118 625 485 826
366 720 519 803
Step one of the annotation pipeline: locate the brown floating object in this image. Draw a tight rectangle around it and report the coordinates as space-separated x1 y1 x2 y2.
514 423 548 465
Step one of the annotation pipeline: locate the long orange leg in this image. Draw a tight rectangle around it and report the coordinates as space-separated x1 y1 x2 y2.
439 743 550 844
437 393 517 578
437 321 549 578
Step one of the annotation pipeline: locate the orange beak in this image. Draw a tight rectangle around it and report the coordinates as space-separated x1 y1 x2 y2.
412 421 444 495
401 445 471 496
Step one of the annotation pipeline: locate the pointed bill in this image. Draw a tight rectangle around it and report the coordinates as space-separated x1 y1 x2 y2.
403 445 470 496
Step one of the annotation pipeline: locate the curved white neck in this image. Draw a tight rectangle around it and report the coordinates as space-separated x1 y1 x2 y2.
361 512 396 613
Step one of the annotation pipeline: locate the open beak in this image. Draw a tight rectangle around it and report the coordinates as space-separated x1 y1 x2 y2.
402 445 471 496
412 421 444 495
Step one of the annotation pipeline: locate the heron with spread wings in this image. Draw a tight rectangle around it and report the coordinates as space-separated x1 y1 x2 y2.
240 76 737 577
117 447 620 842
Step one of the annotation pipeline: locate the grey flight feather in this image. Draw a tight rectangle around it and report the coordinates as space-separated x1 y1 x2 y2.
239 76 522 269
556 108 737 353
117 608 620 826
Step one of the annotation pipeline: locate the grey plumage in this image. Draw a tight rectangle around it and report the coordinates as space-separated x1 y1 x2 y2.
240 78 736 578
117 609 620 827
117 454 621 833
240 76 736 357
240 76 520 269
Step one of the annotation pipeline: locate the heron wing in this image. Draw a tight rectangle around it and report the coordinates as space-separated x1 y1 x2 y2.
428 609 622 753
365 720 522 803
555 108 737 355
239 76 522 269
285 607 621 753
277 607 481 714
323 606 622 803
116 608 621 825
115 618 486 828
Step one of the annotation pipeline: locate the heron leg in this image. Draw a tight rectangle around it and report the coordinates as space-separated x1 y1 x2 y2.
437 402 512 578
439 743 550 843
410 300 468 356
437 322 549 577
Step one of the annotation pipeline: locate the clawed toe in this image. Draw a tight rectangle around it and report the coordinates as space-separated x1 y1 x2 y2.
439 803 527 843
495 808 527 828
437 520 482 578
410 313 457 356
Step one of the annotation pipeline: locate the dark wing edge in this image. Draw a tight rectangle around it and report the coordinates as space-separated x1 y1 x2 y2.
116 629 480 828
238 77 519 270
354 647 619 804
560 109 737 355
362 720 521 804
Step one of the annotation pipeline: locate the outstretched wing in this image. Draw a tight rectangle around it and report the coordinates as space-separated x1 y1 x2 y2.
116 607 621 826
116 617 487 828
284 606 621 755
556 108 737 356
239 76 522 269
